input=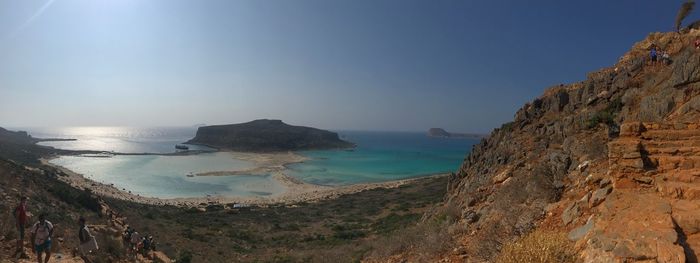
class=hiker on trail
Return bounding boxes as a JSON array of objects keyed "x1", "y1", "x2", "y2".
[
  {"x1": 129, "y1": 229, "x2": 142, "y2": 255},
  {"x1": 77, "y1": 217, "x2": 98, "y2": 263},
  {"x1": 695, "y1": 38, "x2": 700, "y2": 49},
  {"x1": 14, "y1": 196, "x2": 29, "y2": 258},
  {"x1": 142, "y1": 235, "x2": 154, "y2": 257},
  {"x1": 30, "y1": 213, "x2": 54, "y2": 263},
  {"x1": 662, "y1": 50, "x2": 672, "y2": 65},
  {"x1": 650, "y1": 46, "x2": 658, "y2": 65}
]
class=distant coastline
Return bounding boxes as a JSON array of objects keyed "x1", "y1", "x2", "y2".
[{"x1": 427, "y1": 128, "x2": 485, "y2": 139}]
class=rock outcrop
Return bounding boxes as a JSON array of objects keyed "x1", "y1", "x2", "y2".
[
  {"x1": 186, "y1": 119, "x2": 354, "y2": 152},
  {"x1": 438, "y1": 31, "x2": 700, "y2": 262}
]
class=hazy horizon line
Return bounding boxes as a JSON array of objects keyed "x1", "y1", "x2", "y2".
[{"x1": 4, "y1": 125, "x2": 488, "y2": 135}]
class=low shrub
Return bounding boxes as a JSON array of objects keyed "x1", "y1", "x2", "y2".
[
  {"x1": 372, "y1": 213, "x2": 421, "y2": 234},
  {"x1": 494, "y1": 229, "x2": 577, "y2": 263},
  {"x1": 587, "y1": 97, "x2": 623, "y2": 129},
  {"x1": 500, "y1": 122, "x2": 515, "y2": 133},
  {"x1": 366, "y1": 220, "x2": 452, "y2": 260},
  {"x1": 177, "y1": 250, "x2": 193, "y2": 263}
]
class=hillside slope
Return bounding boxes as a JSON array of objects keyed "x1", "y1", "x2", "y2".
[
  {"x1": 0, "y1": 158, "x2": 171, "y2": 262},
  {"x1": 436, "y1": 31, "x2": 700, "y2": 262}
]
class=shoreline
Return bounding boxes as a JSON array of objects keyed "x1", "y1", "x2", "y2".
[{"x1": 41, "y1": 152, "x2": 448, "y2": 208}]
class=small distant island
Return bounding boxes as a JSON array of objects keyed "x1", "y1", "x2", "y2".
[
  {"x1": 187, "y1": 119, "x2": 355, "y2": 152},
  {"x1": 427, "y1": 128, "x2": 484, "y2": 139}
]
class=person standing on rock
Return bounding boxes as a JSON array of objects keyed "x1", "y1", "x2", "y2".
[
  {"x1": 14, "y1": 196, "x2": 29, "y2": 258},
  {"x1": 77, "y1": 217, "x2": 98, "y2": 263},
  {"x1": 661, "y1": 50, "x2": 672, "y2": 65},
  {"x1": 30, "y1": 213, "x2": 54, "y2": 263},
  {"x1": 650, "y1": 46, "x2": 658, "y2": 66}
]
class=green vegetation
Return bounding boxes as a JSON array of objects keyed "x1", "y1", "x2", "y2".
[
  {"x1": 587, "y1": 97, "x2": 623, "y2": 129},
  {"x1": 177, "y1": 250, "x2": 194, "y2": 263},
  {"x1": 108, "y1": 176, "x2": 449, "y2": 262},
  {"x1": 500, "y1": 122, "x2": 515, "y2": 133},
  {"x1": 48, "y1": 184, "x2": 101, "y2": 212},
  {"x1": 372, "y1": 213, "x2": 421, "y2": 234}
]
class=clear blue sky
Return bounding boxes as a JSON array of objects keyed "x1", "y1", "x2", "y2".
[{"x1": 0, "y1": 0, "x2": 690, "y2": 132}]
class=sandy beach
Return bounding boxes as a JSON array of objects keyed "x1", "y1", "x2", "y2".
[{"x1": 41, "y1": 151, "x2": 447, "y2": 208}]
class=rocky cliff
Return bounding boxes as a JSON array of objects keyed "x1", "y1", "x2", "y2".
[
  {"x1": 439, "y1": 31, "x2": 700, "y2": 262},
  {"x1": 186, "y1": 119, "x2": 354, "y2": 152}
]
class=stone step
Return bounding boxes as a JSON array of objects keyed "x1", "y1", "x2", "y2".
[
  {"x1": 643, "y1": 146, "x2": 700, "y2": 156},
  {"x1": 643, "y1": 140, "x2": 700, "y2": 149},
  {"x1": 642, "y1": 122, "x2": 700, "y2": 131},
  {"x1": 641, "y1": 130, "x2": 700, "y2": 140},
  {"x1": 657, "y1": 181, "x2": 700, "y2": 200},
  {"x1": 608, "y1": 138, "x2": 641, "y2": 159},
  {"x1": 648, "y1": 156, "x2": 700, "y2": 170},
  {"x1": 657, "y1": 169, "x2": 700, "y2": 183},
  {"x1": 672, "y1": 200, "x2": 700, "y2": 237}
]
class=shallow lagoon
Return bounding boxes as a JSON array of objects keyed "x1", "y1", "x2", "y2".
[
  {"x1": 50, "y1": 152, "x2": 284, "y2": 199},
  {"x1": 32, "y1": 127, "x2": 477, "y2": 198}
]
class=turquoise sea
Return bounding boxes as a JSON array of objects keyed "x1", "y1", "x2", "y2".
[
  {"x1": 288, "y1": 131, "x2": 476, "y2": 185},
  {"x1": 20, "y1": 127, "x2": 477, "y2": 198}
]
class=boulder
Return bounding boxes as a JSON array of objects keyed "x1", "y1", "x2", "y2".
[
  {"x1": 590, "y1": 185, "x2": 613, "y2": 208},
  {"x1": 619, "y1": 122, "x2": 645, "y2": 137},
  {"x1": 568, "y1": 215, "x2": 594, "y2": 241},
  {"x1": 671, "y1": 49, "x2": 700, "y2": 87},
  {"x1": 562, "y1": 202, "x2": 582, "y2": 225}
]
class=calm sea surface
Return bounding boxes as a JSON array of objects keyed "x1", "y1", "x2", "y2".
[
  {"x1": 19, "y1": 127, "x2": 477, "y2": 198},
  {"x1": 288, "y1": 131, "x2": 477, "y2": 186}
]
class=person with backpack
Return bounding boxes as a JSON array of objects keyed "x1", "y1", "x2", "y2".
[
  {"x1": 130, "y1": 230, "x2": 142, "y2": 255},
  {"x1": 77, "y1": 217, "x2": 98, "y2": 263},
  {"x1": 30, "y1": 213, "x2": 54, "y2": 263},
  {"x1": 14, "y1": 196, "x2": 29, "y2": 258}
]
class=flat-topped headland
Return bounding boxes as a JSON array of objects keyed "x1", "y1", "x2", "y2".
[
  {"x1": 427, "y1": 127, "x2": 485, "y2": 139},
  {"x1": 186, "y1": 119, "x2": 355, "y2": 152}
]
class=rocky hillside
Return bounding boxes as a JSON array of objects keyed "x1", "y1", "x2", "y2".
[
  {"x1": 0, "y1": 159, "x2": 171, "y2": 263},
  {"x1": 436, "y1": 31, "x2": 700, "y2": 262},
  {"x1": 187, "y1": 119, "x2": 354, "y2": 152}
]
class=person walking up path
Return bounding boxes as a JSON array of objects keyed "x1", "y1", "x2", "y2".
[
  {"x1": 30, "y1": 214, "x2": 54, "y2": 263},
  {"x1": 14, "y1": 196, "x2": 29, "y2": 258},
  {"x1": 77, "y1": 217, "x2": 98, "y2": 263}
]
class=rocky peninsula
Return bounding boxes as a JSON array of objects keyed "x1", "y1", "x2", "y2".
[
  {"x1": 427, "y1": 128, "x2": 484, "y2": 139},
  {"x1": 186, "y1": 119, "x2": 354, "y2": 152}
]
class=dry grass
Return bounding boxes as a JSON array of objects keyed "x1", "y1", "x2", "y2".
[
  {"x1": 365, "y1": 220, "x2": 452, "y2": 261},
  {"x1": 494, "y1": 229, "x2": 577, "y2": 263},
  {"x1": 365, "y1": 202, "x2": 470, "y2": 262}
]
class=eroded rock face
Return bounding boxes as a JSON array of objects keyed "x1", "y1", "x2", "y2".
[{"x1": 442, "y1": 31, "x2": 700, "y2": 262}]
